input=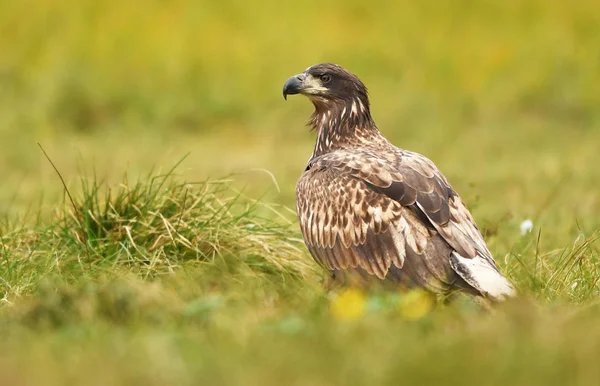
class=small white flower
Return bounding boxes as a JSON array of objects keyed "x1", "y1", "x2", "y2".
[
  {"x1": 571, "y1": 281, "x2": 579, "y2": 290},
  {"x1": 520, "y1": 219, "x2": 533, "y2": 235}
]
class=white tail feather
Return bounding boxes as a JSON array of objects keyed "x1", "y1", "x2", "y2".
[{"x1": 450, "y1": 252, "x2": 516, "y2": 301}]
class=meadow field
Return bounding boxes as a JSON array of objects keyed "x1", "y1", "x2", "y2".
[{"x1": 1, "y1": 0, "x2": 600, "y2": 384}]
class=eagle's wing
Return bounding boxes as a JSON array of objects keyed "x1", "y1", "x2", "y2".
[
  {"x1": 296, "y1": 150, "x2": 515, "y2": 300},
  {"x1": 391, "y1": 151, "x2": 515, "y2": 299}
]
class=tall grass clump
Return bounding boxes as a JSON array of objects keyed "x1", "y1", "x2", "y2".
[{"x1": 0, "y1": 163, "x2": 316, "y2": 301}]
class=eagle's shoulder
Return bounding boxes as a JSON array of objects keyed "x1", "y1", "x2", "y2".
[
  {"x1": 299, "y1": 147, "x2": 456, "y2": 225},
  {"x1": 295, "y1": 153, "x2": 431, "y2": 279},
  {"x1": 296, "y1": 146, "x2": 494, "y2": 262}
]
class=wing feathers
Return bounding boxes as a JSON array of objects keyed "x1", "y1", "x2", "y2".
[
  {"x1": 388, "y1": 223, "x2": 406, "y2": 268},
  {"x1": 297, "y1": 149, "x2": 514, "y2": 300}
]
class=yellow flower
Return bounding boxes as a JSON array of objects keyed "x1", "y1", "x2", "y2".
[
  {"x1": 398, "y1": 289, "x2": 436, "y2": 321},
  {"x1": 330, "y1": 288, "x2": 367, "y2": 321}
]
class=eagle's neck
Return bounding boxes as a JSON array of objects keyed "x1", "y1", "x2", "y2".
[{"x1": 309, "y1": 96, "x2": 380, "y2": 157}]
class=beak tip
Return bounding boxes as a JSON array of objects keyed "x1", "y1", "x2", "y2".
[{"x1": 282, "y1": 74, "x2": 304, "y2": 101}]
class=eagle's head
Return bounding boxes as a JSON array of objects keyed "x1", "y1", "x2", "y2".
[{"x1": 283, "y1": 63, "x2": 369, "y2": 108}]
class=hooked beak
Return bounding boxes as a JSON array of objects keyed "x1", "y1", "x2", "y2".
[{"x1": 283, "y1": 73, "x2": 306, "y2": 100}]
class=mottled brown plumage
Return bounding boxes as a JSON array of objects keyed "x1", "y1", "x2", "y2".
[{"x1": 283, "y1": 63, "x2": 515, "y2": 301}]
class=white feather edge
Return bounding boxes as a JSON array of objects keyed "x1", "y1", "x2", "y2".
[
  {"x1": 413, "y1": 202, "x2": 515, "y2": 300},
  {"x1": 450, "y1": 252, "x2": 516, "y2": 301}
]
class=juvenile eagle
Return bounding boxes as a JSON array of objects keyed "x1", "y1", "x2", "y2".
[{"x1": 283, "y1": 63, "x2": 515, "y2": 301}]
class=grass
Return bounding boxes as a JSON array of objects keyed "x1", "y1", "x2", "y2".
[
  {"x1": 1, "y1": 166, "x2": 599, "y2": 385},
  {"x1": 0, "y1": 161, "x2": 314, "y2": 297},
  {"x1": 1, "y1": 0, "x2": 600, "y2": 384}
]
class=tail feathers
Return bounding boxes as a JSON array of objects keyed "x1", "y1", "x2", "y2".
[{"x1": 449, "y1": 252, "x2": 516, "y2": 301}]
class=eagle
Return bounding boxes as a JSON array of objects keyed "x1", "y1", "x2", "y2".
[{"x1": 283, "y1": 63, "x2": 515, "y2": 301}]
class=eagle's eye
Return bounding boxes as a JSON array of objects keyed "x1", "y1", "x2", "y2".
[{"x1": 320, "y1": 74, "x2": 331, "y2": 83}]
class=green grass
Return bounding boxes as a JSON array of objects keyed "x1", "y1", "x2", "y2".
[
  {"x1": 1, "y1": 0, "x2": 600, "y2": 384},
  {"x1": 1, "y1": 167, "x2": 599, "y2": 386}
]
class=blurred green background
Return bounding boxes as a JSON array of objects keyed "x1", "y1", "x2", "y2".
[
  {"x1": 1, "y1": 0, "x2": 600, "y2": 384},
  {"x1": 2, "y1": 0, "x2": 599, "y2": 228}
]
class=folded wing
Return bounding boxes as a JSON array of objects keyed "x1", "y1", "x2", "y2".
[{"x1": 296, "y1": 150, "x2": 515, "y2": 300}]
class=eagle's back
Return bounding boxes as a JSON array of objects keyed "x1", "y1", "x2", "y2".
[{"x1": 296, "y1": 145, "x2": 515, "y2": 301}]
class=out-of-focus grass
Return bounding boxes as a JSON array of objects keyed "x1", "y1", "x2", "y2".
[
  {"x1": 1, "y1": 0, "x2": 600, "y2": 384},
  {"x1": 0, "y1": 168, "x2": 598, "y2": 386},
  {"x1": 2, "y1": 0, "x2": 600, "y2": 214}
]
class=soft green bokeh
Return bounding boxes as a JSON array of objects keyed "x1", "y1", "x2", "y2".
[{"x1": 1, "y1": 0, "x2": 600, "y2": 384}]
